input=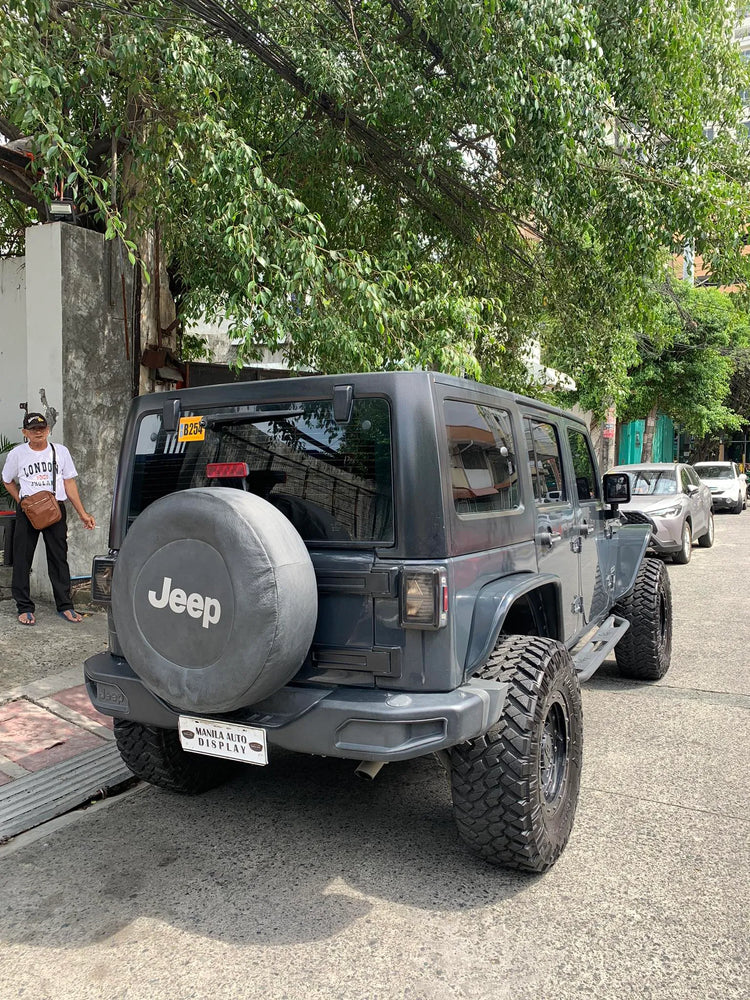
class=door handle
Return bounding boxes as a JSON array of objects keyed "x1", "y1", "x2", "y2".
[{"x1": 536, "y1": 529, "x2": 559, "y2": 547}]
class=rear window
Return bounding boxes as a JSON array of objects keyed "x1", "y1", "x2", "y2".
[
  {"x1": 127, "y1": 397, "x2": 393, "y2": 543},
  {"x1": 444, "y1": 400, "x2": 520, "y2": 515}
]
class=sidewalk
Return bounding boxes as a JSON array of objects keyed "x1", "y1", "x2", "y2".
[{"x1": 0, "y1": 594, "x2": 133, "y2": 841}]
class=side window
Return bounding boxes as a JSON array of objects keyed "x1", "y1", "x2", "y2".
[
  {"x1": 687, "y1": 466, "x2": 700, "y2": 487},
  {"x1": 680, "y1": 468, "x2": 691, "y2": 492},
  {"x1": 444, "y1": 400, "x2": 520, "y2": 514},
  {"x1": 567, "y1": 429, "x2": 601, "y2": 501},
  {"x1": 525, "y1": 419, "x2": 566, "y2": 503}
]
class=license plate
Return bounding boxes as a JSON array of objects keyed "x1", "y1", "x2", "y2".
[{"x1": 178, "y1": 715, "x2": 268, "y2": 765}]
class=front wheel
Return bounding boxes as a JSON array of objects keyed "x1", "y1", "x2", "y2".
[
  {"x1": 733, "y1": 494, "x2": 743, "y2": 514},
  {"x1": 672, "y1": 521, "x2": 692, "y2": 564},
  {"x1": 613, "y1": 557, "x2": 672, "y2": 680},
  {"x1": 698, "y1": 511, "x2": 714, "y2": 548},
  {"x1": 448, "y1": 636, "x2": 583, "y2": 873},
  {"x1": 114, "y1": 719, "x2": 236, "y2": 794}
]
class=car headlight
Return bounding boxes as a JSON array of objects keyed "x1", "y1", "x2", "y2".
[{"x1": 650, "y1": 504, "x2": 682, "y2": 517}]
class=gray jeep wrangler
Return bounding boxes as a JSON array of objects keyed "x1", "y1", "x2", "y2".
[{"x1": 85, "y1": 371, "x2": 672, "y2": 872}]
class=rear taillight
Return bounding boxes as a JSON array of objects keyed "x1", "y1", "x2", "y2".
[
  {"x1": 399, "y1": 568, "x2": 448, "y2": 629},
  {"x1": 91, "y1": 555, "x2": 117, "y2": 604}
]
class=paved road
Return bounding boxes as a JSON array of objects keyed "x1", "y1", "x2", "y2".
[{"x1": 0, "y1": 514, "x2": 747, "y2": 1000}]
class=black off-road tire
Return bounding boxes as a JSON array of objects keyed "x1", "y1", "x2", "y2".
[
  {"x1": 114, "y1": 719, "x2": 235, "y2": 794},
  {"x1": 697, "y1": 511, "x2": 714, "y2": 548},
  {"x1": 448, "y1": 636, "x2": 583, "y2": 873},
  {"x1": 612, "y1": 557, "x2": 672, "y2": 681},
  {"x1": 672, "y1": 520, "x2": 692, "y2": 564}
]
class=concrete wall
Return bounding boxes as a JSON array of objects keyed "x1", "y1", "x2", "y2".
[
  {"x1": 0, "y1": 257, "x2": 27, "y2": 444},
  {"x1": 0, "y1": 224, "x2": 134, "y2": 598}
]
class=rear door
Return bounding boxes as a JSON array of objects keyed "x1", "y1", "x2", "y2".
[{"x1": 524, "y1": 417, "x2": 581, "y2": 639}]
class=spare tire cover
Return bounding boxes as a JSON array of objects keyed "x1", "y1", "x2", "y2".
[{"x1": 111, "y1": 488, "x2": 318, "y2": 713}]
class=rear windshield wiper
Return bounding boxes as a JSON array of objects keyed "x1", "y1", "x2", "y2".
[{"x1": 204, "y1": 409, "x2": 305, "y2": 427}]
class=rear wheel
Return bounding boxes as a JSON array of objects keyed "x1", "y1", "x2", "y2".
[
  {"x1": 114, "y1": 719, "x2": 236, "y2": 794},
  {"x1": 672, "y1": 521, "x2": 692, "y2": 564},
  {"x1": 613, "y1": 557, "x2": 672, "y2": 680},
  {"x1": 448, "y1": 636, "x2": 583, "y2": 873},
  {"x1": 698, "y1": 511, "x2": 714, "y2": 548}
]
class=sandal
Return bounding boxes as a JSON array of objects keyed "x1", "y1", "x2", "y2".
[
  {"x1": 18, "y1": 612, "x2": 36, "y2": 626},
  {"x1": 58, "y1": 610, "x2": 84, "y2": 623}
]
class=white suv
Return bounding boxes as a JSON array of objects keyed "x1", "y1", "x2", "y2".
[{"x1": 693, "y1": 461, "x2": 747, "y2": 514}]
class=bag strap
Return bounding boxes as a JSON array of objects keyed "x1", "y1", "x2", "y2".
[{"x1": 50, "y1": 443, "x2": 57, "y2": 496}]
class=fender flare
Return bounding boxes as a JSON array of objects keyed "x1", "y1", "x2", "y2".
[
  {"x1": 611, "y1": 523, "x2": 651, "y2": 602},
  {"x1": 464, "y1": 573, "x2": 563, "y2": 677}
]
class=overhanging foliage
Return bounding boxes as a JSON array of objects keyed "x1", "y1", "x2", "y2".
[{"x1": 1, "y1": 0, "x2": 750, "y2": 394}]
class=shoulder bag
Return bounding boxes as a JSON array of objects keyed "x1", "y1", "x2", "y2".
[{"x1": 20, "y1": 444, "x2": 63, "y2": 530}]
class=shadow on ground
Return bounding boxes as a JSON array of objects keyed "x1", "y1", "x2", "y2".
[{"x1": 0, "y1": 750, "x2": 531, "y2": 949}]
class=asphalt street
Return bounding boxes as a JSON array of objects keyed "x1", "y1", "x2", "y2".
[{"x1": 0, "y1": 512, "x2": 747, "y2": 1000}]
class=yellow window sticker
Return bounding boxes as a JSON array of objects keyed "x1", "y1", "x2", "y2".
[{"x1": 178, "y1": 416, "x2": 206, "y2": 442}]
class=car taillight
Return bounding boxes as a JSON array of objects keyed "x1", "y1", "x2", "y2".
[
  {"x1": 399, "y1": 568, "x2": 448, "y2": 629},
  {"x1": 91, "y1": 555, "x2": 117, "y2": 604}
]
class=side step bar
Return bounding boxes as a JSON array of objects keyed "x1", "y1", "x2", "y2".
[{"x1": 572, "y1": 614, "x2": 630, "y2": 683}]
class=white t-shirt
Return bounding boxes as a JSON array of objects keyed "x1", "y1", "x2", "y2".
[{"x1": 2, "y1": 442, "x2": 77, "y2": 501}]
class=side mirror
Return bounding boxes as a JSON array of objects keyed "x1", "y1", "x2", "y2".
[
  {"x1": 603, "y1": 472, "x2": 631, "y2": 507},
  {"x1": 686, "y1": 484, "x2": 699, "y2": 497}
]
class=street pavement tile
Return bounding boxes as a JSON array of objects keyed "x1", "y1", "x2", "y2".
[
  {"x1": 49, "y1": 684, "x2": 113, "y2": 729},
  {"x1": 0, "y1": 770, "x2": 11, "y2": 787},
  {"x1": 0, "y1": 698, "x2": 102, "y2": 772}
]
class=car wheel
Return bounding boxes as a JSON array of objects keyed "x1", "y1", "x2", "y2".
[
  {"x1": 672, "y1": 520, "x2": 692, "y2": 564},
  {"x1": 613, "y1": 557, "x2": 672, "y2": 681},
  {"x1": 448, "y1": 635, "x2": 583, "y2": 873},
  {"x1": 734, "y1": 494, "x2": 744, "y2": 514},
  {"x1": 698, "y1": 511, "x2": 714, "y2": 548},
  {"x1": 114, "y1": 720, "x2": 236, "y2": 794}
]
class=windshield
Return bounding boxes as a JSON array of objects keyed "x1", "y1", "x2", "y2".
[
  {"x1": 695, "y1": 465, "x2": 733, "y2": 480},
  {"x1": 626, "y1": 470, "x2": 677, "y2": 495},
  {"x1": 127, "y1": 397, "x2": 393, "y2": 543}
]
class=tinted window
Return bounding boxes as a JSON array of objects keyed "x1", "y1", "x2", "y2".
[
  {"x1": 444, "y1": 400, "x2": 520, "y2": 514},
  {"x1": 525, "y1": 420, "x2": 566, "y2": 503},
  {"x1": 128, "y1": 398, "x2": 394, "y2": 543},
  {"x1": 567, "y1": 429, "x2": 600, "y2": 501},
  {"x1": 680, "y1": 468, "x2": 691, "y2": 491}
]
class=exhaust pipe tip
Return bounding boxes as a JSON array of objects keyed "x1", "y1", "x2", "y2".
[{"x1": 354, "y1": 760, "x2": 385, "y2": 780}]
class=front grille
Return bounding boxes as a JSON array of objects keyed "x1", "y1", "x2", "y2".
[{"x1": 620, "y1": 510, "x2": 656, "y2": 534}]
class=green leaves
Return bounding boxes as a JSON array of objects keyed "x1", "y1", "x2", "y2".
[{"x1": 1, "y1": 0, "x2": 749, "y2": 395}]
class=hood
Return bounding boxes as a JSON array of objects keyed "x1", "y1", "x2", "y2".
[{"x1": 618, "y1": 493, "x2": 684, "y2": 513}]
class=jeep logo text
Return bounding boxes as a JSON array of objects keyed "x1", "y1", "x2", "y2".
[{"x1": 147, "y1": 576, "x2": 221, "y2": 629}]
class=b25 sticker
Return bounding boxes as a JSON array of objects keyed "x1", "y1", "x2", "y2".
[{"x1": 178, "y1": 416, "x2": 206, "y2": 442}]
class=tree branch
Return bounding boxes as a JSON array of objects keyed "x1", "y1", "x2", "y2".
[{"x1": 0, "y1": 167, "x2": 41, "y2": 211}]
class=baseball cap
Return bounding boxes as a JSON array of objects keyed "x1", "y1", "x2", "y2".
[{"x1": 23, "y1": 412, "x2": 48, "y2": 430}]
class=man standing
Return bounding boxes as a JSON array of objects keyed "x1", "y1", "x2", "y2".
[{"x1": 2, "y1": 412, "x2": 95, "y2": 625}]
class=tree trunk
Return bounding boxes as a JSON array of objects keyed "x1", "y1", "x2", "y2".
[{"x1": 641, "y1": 405, "x2": 659, "y2": 462}]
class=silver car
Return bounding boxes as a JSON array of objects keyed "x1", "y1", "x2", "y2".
[
  {"x1": 693, "y1": 461, "x2": 747, "y2": 514},
  {"x1": 608, "y1": 463, "x2": 714, "y2": 564}
]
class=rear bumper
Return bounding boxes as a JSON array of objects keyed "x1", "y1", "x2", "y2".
[{"x1": 84, "y1": 653, "x2": 508, "y2": 762}]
